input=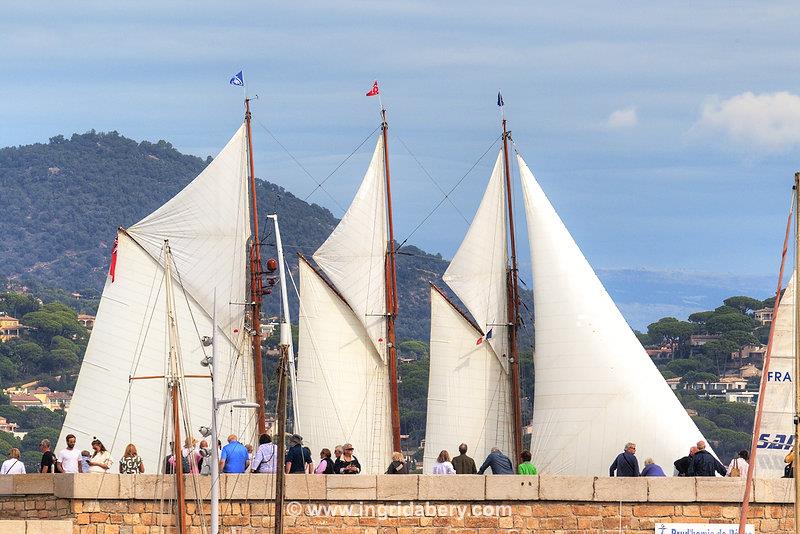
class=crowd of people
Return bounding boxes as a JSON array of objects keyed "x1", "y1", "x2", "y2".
[
  {"x1": 0, "y1": 434, "x2": 761, "y2": 479},
  {"x1": 608, "y1": 440, "x2": 749, "y2": 478}
]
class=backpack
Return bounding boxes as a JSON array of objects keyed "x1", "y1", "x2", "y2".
[
  {"x1": 181, "y1": 451, "x2": 191, "y2": 473},
  {"x1": 729, "y1": 459, "x2": 740, "y2": 477}
]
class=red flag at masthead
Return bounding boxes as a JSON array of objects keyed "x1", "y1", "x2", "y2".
[
  {"x1": 366, "y1": 81, "x2": 379, "y2": 97},
  {"x1": 109, "y1": 236, "x2": 119, "y2": 282}
]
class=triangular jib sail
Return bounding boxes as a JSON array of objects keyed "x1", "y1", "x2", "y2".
[
  {"x1": 59, "y1": 126, "x2": 256, "y2": 472},
  {"x1": 519, "y1": 153, "x2": 709, "y2": 475},
  {"x1": 755, "y1": 273, "x2": 796, "y2": 477}
]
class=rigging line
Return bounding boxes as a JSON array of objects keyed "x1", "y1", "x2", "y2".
[
  {"x1": 303, "y1": 125, "x2": 381, "y2": 203},
  {"x1": 396, "y1": 134, "x2": 502, "y2": 251},
  {"x1": 395, "y1": 135, "x2": 470, "y2": 225},
  {"x1": 253, "y1": 118, "x2": 347, "y2": 215}
]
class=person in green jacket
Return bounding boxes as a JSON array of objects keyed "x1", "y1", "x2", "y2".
[{"x1": 518, "y1": 450, "x2": 538, "y2": 475}]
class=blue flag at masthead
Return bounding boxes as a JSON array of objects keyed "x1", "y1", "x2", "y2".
[{"x1": 229, "y1": 71, "x2": 244, "y2": 87}]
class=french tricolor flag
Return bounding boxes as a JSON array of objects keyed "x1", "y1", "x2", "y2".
[{"x1": 476, "y1": 328, "x2": 493, "y2": 346}]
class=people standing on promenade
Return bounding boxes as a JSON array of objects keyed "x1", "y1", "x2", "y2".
[
  {"x1": 285, "y1": 434, "x2": 313, "y2": 474},
  {"x1": 335, "y1": 443, "x2": 361, "y2": 474},
  {"x1": 316, "y1": 449, "x2": 336, "y2": 474},
  {"x1": 220, "y1": 434, "x2": 249, "y2": 474},
  {"x1": 385, "y1": 452, "x2": 407, "y2": 474},
  {"x1": 119, "y1": 444, "x2": 144, "y2": 474},
  {"x1": 88, "y1": 439, "x2": 112, "y2": 473},
  {"x1": 199, "y1": 440, "x2": 213, "y2": 475},
  {"x1": 477, "y1": 448, "x2": 514, "y2": 475},
  {"x1": 452, "y1": 443, "x2": 477, "y2": 474},
  {"x1": 333, "y1": 445, "x2": 343, "y2": 466},
  {"x1": 432, "y1": 450, "x2": 456, "y2": 474},
  {"x1": 609, "y1": 442, "x2": 640, "y2": 477},
  {"x1": 39, "y1": 439, "x2": 54, "y2": 473},
  {"x1": 252, "y1": 434, "x2": 277, "y2": 474},
  {"x1": 517, "y1": 450, "x2": 538, "y2": 475},
  {"x1": 688, "y1": 440, "x2": 726, "y2": 477},
  {"x1": 1, "y1": 448, "x2": 25, "y2": 474},
  {"x1": 56, "y1": 434, "x2": 82, "y2": 473},
  {"x1": 641, "y1": 458, "x2": 665, "y2": 477},
  {"x1": 674, "y1": 446, "x2": 698, "y2": 476},
  {"x1": 302, "y1": 446, "x2": 314, "y2": 473},
  {"x1": 726, "y1": 450, "x2": 749, "y2": 478},
  {"x1": 170, "y1": 437, "x2": 201, "y2": 474}
]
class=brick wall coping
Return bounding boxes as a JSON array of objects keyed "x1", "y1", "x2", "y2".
[{"x1": 0, "y1": 474, "x2": 795, "y2": 504}]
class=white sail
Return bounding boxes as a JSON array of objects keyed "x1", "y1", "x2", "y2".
[
  {"x1": 442, "y1": 151, "x2": 509, "y2": 366},
  {"x1": 295, "y1": 258, "x2": 392, "y2": 475},
  {"x1": 423, "y1": 287, "x2": 514, "y2": 473},
  {"x1": 755, "y1": 274, "x2": 795, "y2": 477},
  {"x1": 519, "y1": 153, "x2": 708, "y2": 475},
  {"x1": 59, "y1": 127, "x2": 255, "y2": 471},
  {"x1": 313, "y1": 137, "x2": 388, "y2": 361}
]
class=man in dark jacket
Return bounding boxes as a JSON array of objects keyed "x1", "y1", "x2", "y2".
[
  {"x1": 688, "y1": 441, "x2": 726, "y2": 477},
  {"x1": 674, "y1": 446, "x2": 698, "y2": 476},
  {"x1": 609, "y1": 442, "x2": 640, "y2": 477},
  {"x1": 478, "y1": 447, "x2": 514, "y2": 474},
  {"x1": 452, "y1": 443, "x2": 477, "y2": 474}
]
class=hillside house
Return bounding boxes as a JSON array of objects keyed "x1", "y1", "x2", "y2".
[
  {"x1": 754, "y1": 307, "x2": 774, "y2": 326},
  {"x1": 77, "y1": 314, "x2": 95, "y2": 330},
  {"x1": 726, "y1": 391, "x2": 758, "y2": 405},
  {"x1": 8, "y1": 393, "x2": 43, "y2": 410},
  {"x1": 646, "y1": 343, "x2": 676, "y2": 361},
  {"x1": 690, "y1": 334, "x2": 722, "y2": 346},
  {"x1": 0, "y1": 416, "x2": 18, "y2": 433},
  {"x1": 29, "y1": 386, "x2": 72, "y2": 411},
  {"x1": 731, "y1": 344, "x2": 766, "y2": 363},
  {"x1": 0, "y1": 314, "x2": 21, "y2": 342}
]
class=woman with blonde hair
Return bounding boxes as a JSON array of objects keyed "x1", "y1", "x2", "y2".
[
  {"x1": 432, "y1": 450, "x2": 455, "y2": 474},
  {"x1": 386, "y1": 451, "x2": 408, "y2": 474},
  {"x1": 119, "y1": 443, "x2": 144, "y2": 474},
  {"x1": 1, "y1": 448, "x2": 25, "y2": 474}
]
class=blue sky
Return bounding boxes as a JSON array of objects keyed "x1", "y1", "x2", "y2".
[{"x1": 2, "y1": 2, "x2": 799, "y2": 327}]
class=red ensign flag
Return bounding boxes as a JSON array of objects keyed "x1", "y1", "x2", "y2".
[
  {"x1": 109, "y1": 236, "x2": 119, "y2": 282},
  {"x1": 366, "y1": 81, "x2": 379, "y2": 97}
]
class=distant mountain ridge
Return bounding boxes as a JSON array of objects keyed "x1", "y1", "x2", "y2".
[{"x1": 0, "y1": 130, "x2": 457, "y2": 341}]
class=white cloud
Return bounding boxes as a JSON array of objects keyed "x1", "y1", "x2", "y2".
[
  {"x1": 693, "y1": 91, "x2": 800, "y2": 151},
  {"x1": 607, "y1": 106, "x2": 638, "y2": 128}
]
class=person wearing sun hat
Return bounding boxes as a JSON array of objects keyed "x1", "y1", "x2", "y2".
[{"x1": 285, "y1": 434, "x2": 312, "y2": 474}]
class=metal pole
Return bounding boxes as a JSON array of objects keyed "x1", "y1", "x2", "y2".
[
  {"x1": 210, "y1": 300, "x2": 220, "y2": 534},
  {"x1": 794, "y1": 172, "x2": 800, "y2": 534},
  {"x1": 269, "y1": 214, "x2": 299, "y2": 432},
  {"x1": 274, "y1": 325, "x2": 290, "y2": 534}
]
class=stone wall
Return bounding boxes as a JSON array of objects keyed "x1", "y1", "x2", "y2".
[{"x1": 0, "y1": 474, "x2": 795, "y2": 533}]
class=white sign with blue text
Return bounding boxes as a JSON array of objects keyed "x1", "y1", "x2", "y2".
[{"x1": 655, "y1": 524, "x2": 754, "y2": 534}]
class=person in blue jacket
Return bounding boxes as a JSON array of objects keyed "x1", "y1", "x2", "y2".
[{"x1": 609, "y1": 442, "x2": 640, "y2": 477}]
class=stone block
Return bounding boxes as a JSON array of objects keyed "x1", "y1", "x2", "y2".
[
  {"x1": 593, "y1": 477, "x2": 647, "y2": 502},
  {"x1": 12, "y1": 474, "x2": 54, "y2": 495},
  {"x1": 376, "y1": 475, "x2": 419, "y2": 500},
  {"x1": 54, "y1": 473, "x2": 124, "y2": 499},
  {"x1": 222, "y1": 474, "x2": 275, "y2": 500},
  {"x1": 418, "y1": 475, "x2": 485, "y2": 501},
  {"x1": 485, "y1": 475, "x2": 539, "y2": 500},
  {"x1": 132, "y1": 474, "x2": 175, "y2": 500},
  {"x1": 285, "y1": 474, "x2": 326, "y2": 500},
  {"x1": 754, "y1": 478, "x2": 794, "y2": 503},
  {"x1": 647, "y1": 477, "x2": 696, "y2": 502},
  {"x1": 0, "y1": 474, "x2": 14, "y2": 495},
  {"x1": 0, "y1": 520, "x2": 25, "y2": 534},
  {"x1": 326, "y1": 474, "x2": 377, "y2": 500},
  {"x1": 695, "y1": 477, "x2": 749, "y2": 502},
  {"x1": 25, "y1": 519, "x2": 74, "y2": 534},
  {"x1": 184, "y1": 475, "x2": 213, "y2": 500},
  {"x1": 538, "y1": 475, "x2": 594, "y2": 501}
]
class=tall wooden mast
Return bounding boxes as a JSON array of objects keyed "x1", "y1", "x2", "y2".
[
  {"x1": 501, "y1": 117, "x2": 524, "y2": 464},
  {"x1": 382, "y1": 108, "x2": 402, "y2": 452},
  {"x1": 244, "y1": 98, "x2": 267, "y2": 434},
  {"x1": 164, "y1": 241, "x2": 188, "y2": 534}
]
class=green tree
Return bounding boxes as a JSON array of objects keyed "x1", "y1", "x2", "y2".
[
  {"x1": 398, "y1": 340, "x2": 428, "y2": 359},
  {"x1": 706, "y1": 313, "x2": 757, "y2": 334},
  {"x1": 688, "y1": 311, "x2": 714, "y2": 324},
  {"x1": 723, "y1": 296, "x2": 764, "y2": 313},
  {"x1": 647, "y1": 317, "x2": 696, "y2": 357},
  {"x1": 0, "y1": 293, "x2": 40, "y2": 317}
]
